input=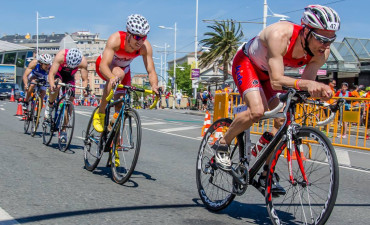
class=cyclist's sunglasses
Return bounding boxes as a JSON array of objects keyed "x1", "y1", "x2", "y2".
[
  {"x1": 130, "y1": 33, "x2": 147, "y2": 41},
  {"x1": 311, "y1": 31, "x2": 336, "y2": 45}
]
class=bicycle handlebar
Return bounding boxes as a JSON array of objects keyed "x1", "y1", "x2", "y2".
[
  {"x1": 57, "y1": 82, "x2": 86, "y2": 90},
  {"x1": 263, "y1": 88, "x2": 344, "y2": 126},
  {"x1": 106, "y1": 84, "x2": 162, "y2": 109}
]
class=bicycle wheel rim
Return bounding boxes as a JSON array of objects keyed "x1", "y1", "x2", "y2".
[
  {"x1": 30, "y1": 100, "x2": 38, "y2": 137},
  {"x1": 111, "y1": 109, "x2": 141, "y2": 184},
  {"x1": 23, "y1": 104, "x2": 31, "y2": 133},
  {"x1": 42, "y1": 106, "x2": 54, "y2": 145},
  {"x1": 266, "y1": 127, "x2": 339, "y2": 225},
  {"x1": 34, "y1": 97, "x2": 42, "y2": 134},
  {"x1": 84, "y1": 106, "x2": 102, "y2": 171},
  {"x1": 58, "y1": 103, "x2": 75, "y2": 151},
  {"x1": 196, "y1": 118, "x2": 240, "y2": 211}
]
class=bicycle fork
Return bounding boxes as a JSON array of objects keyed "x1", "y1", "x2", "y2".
[{"x1": 286, "y1": 125, "x2": 309, "y2": 187}]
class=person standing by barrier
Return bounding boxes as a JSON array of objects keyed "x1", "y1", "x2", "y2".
[
  {"x1": 335, "y1": 82, "x2": 352, "y2": 138},
  {"x1": 165, "y1": 90, "x2": 171, "y2": 108},
  {"x1": 212, "y1": 5, "x2": 340, "y2": 194},
  {"x1": 175, "y1": 90, "x2": 182, "y2": 109}
]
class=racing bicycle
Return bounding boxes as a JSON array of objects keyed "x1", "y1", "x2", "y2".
[
  {"x1": 83, "y1": 83, "x2": 161, "y2": 184},
  {"x1": 196, "y1": 88, "x2": 344, "y2": 225},
  {"x1": 42, "y1": 82, "x2": 87, "y2": 151},
  {"x1": 23, "y1": 78, "x2": 48, "y2": 137}
]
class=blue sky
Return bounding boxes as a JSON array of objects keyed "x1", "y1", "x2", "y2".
[{"x1": 1, "y1": 0, "x2": 369, "y2": 74}]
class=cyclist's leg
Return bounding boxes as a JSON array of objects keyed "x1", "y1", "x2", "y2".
[{"x1": 25, "y1": 76, "x2": 36, "y2": 103}]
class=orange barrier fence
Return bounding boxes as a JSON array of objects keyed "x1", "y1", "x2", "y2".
[{"x1": 213, "y1": 92, "x2": 370, "y2": 151}]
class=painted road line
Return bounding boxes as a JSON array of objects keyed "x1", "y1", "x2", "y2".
[
  {"x1": 159, "y1": 126, "x2": 201, "y2": 133},
  {"x1": 335, "y1": 149, "x2": 351, "y2": 166},
  {"x1": 75, "y1": 110, "x2": 92, "y2": 117},
  {"x1": 141, "y1": 121, "x2": 167, "y2": 126},
  {"x1": 0, "y1": 207, "x2": 19, "y2": 224},
  {"x1": 0, "y1": 108, "x2": 4, "y2": 111}
]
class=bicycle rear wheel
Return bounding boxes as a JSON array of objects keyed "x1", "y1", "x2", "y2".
[
  {"x1": 42, "y1": 106, "x2": 55, "y2": 145},
  {"x1": 84, "y1": 107, "x2": 102, "y2": 171},
  {"x1": 111, "y1": 109, "x2": 141, "y2": 184},
  {"x1": 196, "y1": 118, "x2": 247, "y2": 211},
  {"x1": 23, "y1": 103, "x2": 32, "y2": 134},
  {"x1": 58, "y1": 103, "x2": 75, "y2": 151},
  {"x1": 30, "y1": 96, "x2": 42, "y2": 137},
  {"x1": 266, "y1": 127, "x2": 339, "y2": 225}
]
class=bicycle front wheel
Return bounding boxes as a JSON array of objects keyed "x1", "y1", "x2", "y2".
[
  {"x1": 196, "y1": 118, "x2": 246, "y2": 211},
  {"x1": 266, "y1": 127, "x2": 339, "y2": 225},
  {"x1": 58, "y1": 103, "x2": 75, "y2": 151},
  {"x1": 84, "y1": 107, "x2": 102, "y2": 171},
  {"x1": 111, "y1": 109, "x2": 141, "y2": 184},
  {"x1": 23, "y1": 103, "x2": 32, "y2": 134},
  {"x1": 30, "y1": 96, "x2": 42, "y2": 137},
  {"x1": 42, "y1": 106, "x2": 55, "y2": 145}
]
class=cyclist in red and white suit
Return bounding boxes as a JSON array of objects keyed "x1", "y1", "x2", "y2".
[
  {"x1": 212, "y1": 5, "x2": 340, "y2": 193},
  {"x1": 93, "y1": 14, "x2": 159, "y2": 132}
]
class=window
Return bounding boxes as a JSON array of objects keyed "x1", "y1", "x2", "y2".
[
  {"x1": 0, "y1": 54, "x2": 3, "y2": 64},
  {"x1": 3, "y1": 52, "x2": 16, "y2": 64},
  {"x1": 95, "y1": 88, "x2": 99, "y2": 93},
  {"x1": 16, "y1": 52, "x2": 27, "y2": 67},
  {"x1": 94, "y1": 79, "x2": 99, "y2": 84}
]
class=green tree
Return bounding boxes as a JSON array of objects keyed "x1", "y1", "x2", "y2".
[
  {"x1": 168, "y1": 62, "x2": 193, "y2": 96},
  {"x1": 199, "y1": 20, "x2": 243, "y2": 82}
]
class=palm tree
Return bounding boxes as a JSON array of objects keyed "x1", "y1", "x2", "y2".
[{"x1": 199, "y1": 20, "x2": 243, "y2": 82}]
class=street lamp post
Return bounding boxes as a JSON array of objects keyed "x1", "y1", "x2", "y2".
[
  {"x1": 36, "y1": 11, "x2": 55, "y2": 56},
  {"x1": 153, "y1": 43, "x2": 169, "y2": 89},
  {"x1": 194, "y1": 0, "x2": 199, "y2": 99},
  {"x1": 159, "y1": 23, "x2": 177, "y2": 109},
  {"x1": 263, "y1": 0, "x2": 289, "y2": 29}
]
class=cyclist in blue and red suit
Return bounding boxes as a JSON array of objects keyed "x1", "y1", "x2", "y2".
[
  {"x1": 47, "y1": 48, "x2": 89, "y2": 141},
  {"x1": 212, "y1": 5, "x2": 341, "y2": 194},
  {"x1": 92, "y1": 14, "x2": 159, "y2": 132},
  {"x1": 22, "y1": 54, "x2": 53, "y2": 111}
]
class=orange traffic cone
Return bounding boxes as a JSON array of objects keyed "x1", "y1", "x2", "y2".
[
  {"x1": 94, "y1": 100, "x2": 98, "y2": 107},
  {"x1": 211, "y1": 126, "x2": 223, "y2": 145},
  {"x1": 292, "y1": 144, "x2": 307, "y2": 161},
  {"x1": 88, "y1": 101, "x2": 91, "y2": 106},
  {"x1": 9, "y1": 89, "x2": 15, "y2": 102},
  {"x1": 201, "y1": 111, "x2": 212, "y2": 137},
  {"x1": 15, "y1": 102, "x2": 23, "y2": 116}
]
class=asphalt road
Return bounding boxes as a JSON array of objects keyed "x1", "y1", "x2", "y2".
[{"x1": 0, "y1": 101, "x2": 369, "y2": 224}]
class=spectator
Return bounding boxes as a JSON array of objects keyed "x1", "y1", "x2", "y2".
[
  {"x1": 196, "y1": 91, "x2": 202, "y2": 110},
  {"x1": 335, "y1": 82, "x2": 352, "y2": 138},
  {"x1": 175, "y1": 90, "x2": 182, "y2": 109},
  {"x1": 165, "y1": 91, "x2": 171, "y2": 108},
  {"x1": 201, "y1": 88, "x2": 210, "y2": 111}
]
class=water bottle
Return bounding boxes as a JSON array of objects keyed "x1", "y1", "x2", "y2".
[{"x1": 252, "y1": 131, "x2": 273, "y2": 157}]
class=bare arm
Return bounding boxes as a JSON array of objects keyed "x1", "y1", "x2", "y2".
[
  {"x1": 48, "y1": 50, "x2": 65, "y2": 90},
  {"x1": 22, "y1": 59, "x2": 37, "y2": 89},
  {"x1": 141, "y1": 40, "x2": 159, "y2": 94},
  {"x1": 99, "y1": 32, "x2": 121, "y2": 80},
  {"x1": 79, "y1": 57, "x2": 89, "y2": 96}
]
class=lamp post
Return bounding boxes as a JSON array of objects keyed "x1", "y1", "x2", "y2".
[
  {"x1": 193, "y1": 0, "x2": 199, "y2": 99},
  {"x1": 263, "y1": 0, "x2": 289, "y2": 29},
  {"x1": 159, "y1": 23, "x2": 177, "y2": 109},
  {"x1": 153, "y1": 43, "x2": 170, "y2": 88},
  {"x1": 36, "y1": 11, "x2": 55, "y2": 56}
]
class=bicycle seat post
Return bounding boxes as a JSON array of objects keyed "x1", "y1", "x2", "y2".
[{"x1": 244, "y1": 128, "x2": 253, "y2": 163}]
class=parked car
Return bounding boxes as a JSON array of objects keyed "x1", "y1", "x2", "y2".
[{"x1": 0, "y1": 83, "x2": 21, "y2": 101}]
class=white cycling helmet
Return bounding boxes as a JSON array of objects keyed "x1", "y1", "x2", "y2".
[
  {"x1": 38, "y1": 54, "x2": 53, "y2": 65},
  {"x1": 126, "y1": 14, "x2": 150, "y2": 36},
  {"x1": 66, "y1": 48, "x2": 82, "y2": 68},
  {"x1": 301, "y1": 5, "x2": 340, "y2": 31}
]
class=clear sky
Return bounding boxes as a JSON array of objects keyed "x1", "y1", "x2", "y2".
[{"x1": 1, "y1": 0, "x2": 369, "y2": 74}]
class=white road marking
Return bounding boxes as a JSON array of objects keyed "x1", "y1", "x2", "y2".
[
  {"x1": 0, "y1": 207, "x2": 19, "y2": 224},
  {"x1": 159, "y1": 126, "x2": 201, "y2": 132},
  {"x1": 75, "y1": 110, "x2": 92, "y2": 117},
  {"x1": 0, "y1": 108, "x2": 4, "y2": 111},
  {"x1": 141, "y1": 122, "x2": 166, "y2": 126},
  {"x1": 335, "y1": 149, "x2": 351, "y2": 166}
]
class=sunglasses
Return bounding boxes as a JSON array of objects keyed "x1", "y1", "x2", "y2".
[
  {"x1": 311, "y1": 31, "x2": 336, "y2": 45},
  {"x1": 130, "y1": 33, "x2": 147, "y2": 41}
]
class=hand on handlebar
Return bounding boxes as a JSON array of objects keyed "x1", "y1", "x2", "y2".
[
  {"x1": 307, "y1": 81, "x2": 332, "y2": 101},
  {"x1": 151, "y1": 84, "x2": 160, "y2": 95}
]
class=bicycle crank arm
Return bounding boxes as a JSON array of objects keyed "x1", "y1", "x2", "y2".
[{"x1": 229, "y1": 167, "x2": 248, "y2": 186}]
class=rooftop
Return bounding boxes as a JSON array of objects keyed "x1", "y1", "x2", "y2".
[{"x1": 0, "y1": 40, "x2": 32, "y2": 52}]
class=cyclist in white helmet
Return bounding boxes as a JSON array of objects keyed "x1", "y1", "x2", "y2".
[
  {"x1": 22, "y1": 54, "x2": 53, "y2": 112},
  {"x1": 212, "y1": 5, "x2": 340, "y2": 195},
  {"x1": 46, "y1": 48, "x2": 89, "y2": 139},
  {"x1": 93, "y1": 14, "x2": 159, "y2": 132}
]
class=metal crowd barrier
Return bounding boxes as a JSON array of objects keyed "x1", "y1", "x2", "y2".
[{"x1": 213, "y1": 92, "x2": 370, "y2": 151}]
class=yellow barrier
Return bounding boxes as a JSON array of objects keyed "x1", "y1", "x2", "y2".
[{"x1": 213, "y1": 94, "x2": 370, "y2": 151}]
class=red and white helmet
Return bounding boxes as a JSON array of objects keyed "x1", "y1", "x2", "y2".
[
  {"x1": 38, "y1": 54, "x2": 53, "y2": 65},
  {"x1": 301, "y1": 5, "x2": 340, "y2": 31}
]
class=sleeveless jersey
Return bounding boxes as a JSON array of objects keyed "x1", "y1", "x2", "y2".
[
  {"x1": 246, "y1": 23, "x2": 312, "y2": 71},
  {"x1": 111, "y1": 31, "x2": 141, "y2": 68},
  {"x1": 57, "y1": 49, "x2": 79, "y2": 77},
  {"x1": 31, "y1": 63, "x2": 48, "y2": 80}
]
